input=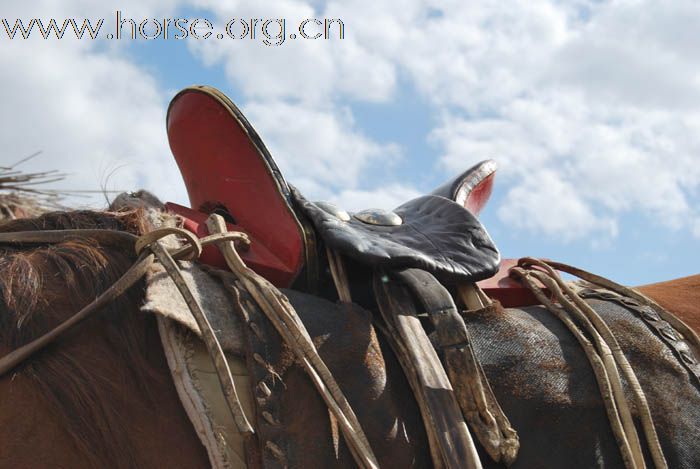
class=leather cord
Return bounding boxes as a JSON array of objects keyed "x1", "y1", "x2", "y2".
[
  {"x1": 544, "y1": 260, "x2": 700, "y2": 363},
  {"x1": 206, "y1": 215, "x2": 379, "y2": 469}
]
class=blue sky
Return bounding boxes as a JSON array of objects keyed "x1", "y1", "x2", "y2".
[{"x1": 1, "y1": 0, "x2": 699, "y2": 285}]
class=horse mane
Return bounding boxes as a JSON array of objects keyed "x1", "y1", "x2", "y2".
[
  {"x1": 0, "y1": 193, "x2": 48, "y2": 221},
  {"x1": 0, "y1": 208, "x2": 163, "y2": 469}
]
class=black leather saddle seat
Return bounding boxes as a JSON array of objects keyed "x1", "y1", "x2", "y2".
[{"x1": 293, "y1": 187, "x2": 500, "y2": 284}]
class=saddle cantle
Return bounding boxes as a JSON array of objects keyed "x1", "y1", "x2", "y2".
[{"x1": 165, "y1": 85, "x2": 317, "y2": 288}]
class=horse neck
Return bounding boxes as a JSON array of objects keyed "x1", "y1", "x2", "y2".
[
  {"x1": 638, "y1": 275, "x2": 700, "y2": 335},
  {"x1": 0, "y1": 282, "x2": 209, "y2": 469}
]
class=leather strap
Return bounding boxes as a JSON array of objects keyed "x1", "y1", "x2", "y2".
[
  {"x1": 149, "y1": 241, "x2": 254, "y2": 433},
  {"x1": 394, "y1": 269, "x2": 519, "y2": 466},
  {"x1": 206, "y1": 215, "x2": 379, "y2": 469},
  {"x1": 578, "y1": 287, "x2": 700, "y2": 385},
  {"x1": 0, "y1": 228, "x2": 138, "y2": 246},
  {"x1": 543, "y1": 260, "x2": 700, "y2": 360},
  {"x1": 0, "y1": 250, "x2": 154, "y2": 376},
  {"x1": 512, "y1": 258, "x2": 668, "y2": 469},
  {"x1": 373, "y1": 269, "x2": 482, "y2": 469},
  {"x1": 0, "y1": 227, "x2": 255, "y2": 435}
]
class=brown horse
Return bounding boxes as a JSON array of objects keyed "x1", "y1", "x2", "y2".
[
  {"x1": 638, "y1": 275, "x2": 700, "y2": 336},
  {"x1": 0, "y1": 209, "x2": 210, "y2": 468},
  {"x1": 0, "y1": 207, "x2": 698, "y2": 468}
]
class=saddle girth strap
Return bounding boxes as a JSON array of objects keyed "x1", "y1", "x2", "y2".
[
  {"x1": 394, "y1": 269, "x2": 519, "y2": 466},
  {"x1": 372, "y1": 269, "x2": 482, "y2": 469},
  {"x1": 577, "y1": 287, "x2": 700, "y2": 385}
]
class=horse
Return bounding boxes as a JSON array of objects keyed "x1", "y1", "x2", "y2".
[{"x1": 0, "y1": 200, "x2": 698, "y2": 469}]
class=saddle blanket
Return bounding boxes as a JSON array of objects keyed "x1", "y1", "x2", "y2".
[
  {"x1": 140, "y1": 259, "x2": 700, "y2": 468},
  {"x1": 141, "y1": 261, "x2": 252, "y2": 469}
]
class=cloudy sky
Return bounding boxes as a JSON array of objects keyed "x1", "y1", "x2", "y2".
[{"x1": 1, "y1": 0, "x2": 699, "y2": 284}]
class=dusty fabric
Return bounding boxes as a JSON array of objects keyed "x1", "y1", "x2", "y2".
[
  {"x1": 142, "y1": 263, "x2": 246, "y2": 355},
  {"x1": 234, "y1": 285, "x2": 431, "y2": 469},
  {"x1": 147, "y1": 264, "x2": 700, "y2": 469},
  {"x1": 463, "y1": 299, "x2": 700, "y2": 469}
]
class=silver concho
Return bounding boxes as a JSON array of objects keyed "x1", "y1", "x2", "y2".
[
  {"x1": 353, "y1": 208, "x2": 403, "y2": 226},
  {"x1": 314, "y1": 201, "x2": 351, "y2": 221}
]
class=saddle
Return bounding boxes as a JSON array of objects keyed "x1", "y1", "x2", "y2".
[
  {"x1": 166, "y1": 86, "x2": 502, "y2": 289},
  {"x1": 165, "y1": 86, "x2": 518, "y2": 468}
]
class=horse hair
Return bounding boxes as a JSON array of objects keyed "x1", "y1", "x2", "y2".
[{"x1": 0, "y1": 209, "x2": 162, "y2": 469}]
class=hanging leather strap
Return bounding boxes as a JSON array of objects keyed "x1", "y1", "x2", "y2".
[
  {"x1": 373, "y1": 269, "x2": 483, "y2": 469},
  {"x1": 394, "y1": 269, "x2": 519, "y2": 466}
]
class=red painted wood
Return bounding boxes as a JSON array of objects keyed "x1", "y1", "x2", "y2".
[
  {"x1": 166, "y1": 89, "x2": 304, "y2": 287},
  {"x1": 166, "y1": 203, "x2": 296, "y2": 287},
  {"x1": 478, "y1": 258, "x2": 541, "y2": 307},
  {"x1": 465, "y1": 172, "x2": 495, "y2": 216}
]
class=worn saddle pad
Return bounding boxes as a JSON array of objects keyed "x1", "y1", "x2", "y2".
[
  {"x1": 141, "y1": 262, "x2": 252, "y2": 468},
  {"x1": 464, "y1": 300, "x2": 700, "y2": 469}
]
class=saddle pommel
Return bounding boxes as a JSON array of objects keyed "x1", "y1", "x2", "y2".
[{"x1": 430, "y1": 160, "x2": 497, "y2": 216}]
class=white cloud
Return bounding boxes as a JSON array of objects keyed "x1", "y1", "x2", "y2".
[
  {"x1": 423, "y1": 0, "x2": 700, "y2": 240},
  {"x1": 182, "y1": 0, "x2": 408, "y2": 206},
  {"x1": 497, "y1": 169, "x2": 618, "y2": 241},
  {"x1": 693, "y1": 220, "x2": 700, "y2": 239},
  {"x1": 0, "y1": 1, "x2": 189, "y2": 208},
  {"x1": 332, "y1": 184, "x2": 422, "y2": 211},
  {"x1": 189, "y1": 0, "x2": 397, "y2": 104},
  {"x1": 432, "y1": 89, "x2": 700, "y2": 236},
  {"x1": 4, "y1": 0, "x2": 700, "y2": 245},
  {"x1": 185, "y1": 0, "x2": 700, "y2": 240},
  {"x1": 242, "y1": 100, "x2": 400, "y2": 195}
]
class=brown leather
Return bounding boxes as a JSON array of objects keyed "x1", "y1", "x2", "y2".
[{"x1": 230, "y1": 285, "x2": 431, "y2": 468}]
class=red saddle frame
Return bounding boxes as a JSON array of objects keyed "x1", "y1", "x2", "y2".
[{"x1": 166, "y1": 86, "x2": 315, "y2": 288}]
